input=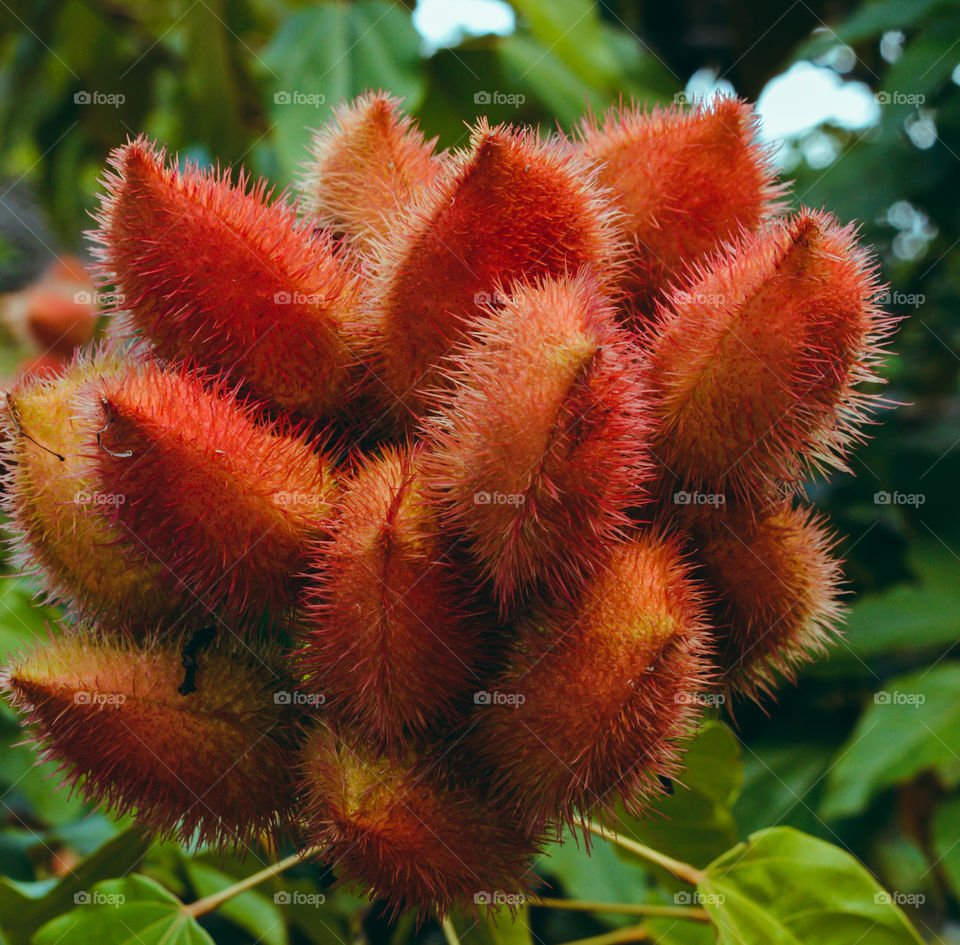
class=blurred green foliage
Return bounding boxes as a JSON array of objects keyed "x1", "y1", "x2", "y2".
[{"x1": 1, "y1": 0, "x2": 959, "y2": 942}]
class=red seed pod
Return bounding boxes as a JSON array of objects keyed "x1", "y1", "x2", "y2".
[
  {"x1": 297, "y1": 445, "x2": 486, "y2": 751},
  {"x1": 92, "y1": 136, "x2": 364, "y2": 417},
  {"x1": 2, "y1": 630, "x2": 301, "y2": 848},
  {"x1": 1, "y1": 345, "x2": 183, "y2": 625},
  {"x1": 682, "y1": 499, "x2": 845, "y2": 700},
  {"x1": 23, "y1": 286, "x2": 97, "y2": 355},
  {"x1": 302, "y1": 91, "x2": 441, "y2": 251},
  {"x1": 648, "y1": 209, "x2": 893, "y2": 499},
  {"x1": 299, "y1": 724, "x2": 537, "y2": 918},
  {"x1": 80, "y1": 361, "x2": 338, "y2": 622},
  {"x1": 466, "y1": 531, "x2": 713, "y2": 833},
  {"x1": 365, "y1": 120, "x2": 624, "y2": 423},
  {"x1": 422, "y1": 271, "x2": 653, "y2": 612},
  {"x1": 580, "y1": 97, "x2": 783, "y2": 321}
]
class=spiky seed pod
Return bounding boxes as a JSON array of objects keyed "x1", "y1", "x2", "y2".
[
  {"x1": 1, "y1": 345, "x2": 183, "y2": 625},
  {"x1": 297, "y1": 445, "x2": 486, "y2": 752},
  {"x1": 92, "y1": 137, "x2": 364, "y2": 418},
  {"x1": 299, "y1": 724, "x2": 537, "y2": 918},
  {"x1": 648, "y1": 209, "x2": 892, "y2": 499},
  {"x1": 579, "y1": 97, "x2": 782, "y2": 321},
  {"x1": 2, "y1": 630, "x2": 301, "y2": 848},
  {"x1": 366, "y1": 120, "x2": 624, "y2": 422},
  {"x1": 466, "y1": 531, "x2": 713, "y2": 833},
  {"x1": 301, "y1": 91, "x2": 441, "y2": 252},
  {"x1": 81, "y1": 362, "x2": 338, "y2": 622},
  {"x1": 421, "y1": 271, "x2": 652, "y2": 612},
  {"x1": 682, "y1": 499, "x2": 844, "y2": 700}
]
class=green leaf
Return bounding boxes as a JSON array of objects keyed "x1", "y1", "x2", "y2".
[
  {"x1": 34, "y1": 875, "x2": 213, "y2": 945},
  {"x1": 509, "y1": 0, "x2": 620, "y2": 89},
  {"x1": 450, "y1": 906, "x2": 533, "y2": 945},
  {"x1": 880, "y1": 9, "x2": 960, "y2": 98},
  {"x1": 932, "y1": 794, "x2": 960, "y2": 900},
  {"x1": 816, "y1": 541, "x2": 960, "y2": 670},
  {"x1": 699, "y1": 827, "x2": 925, "y2": 945},
  {"x1": 497, "y1": 33, "x2": 595, "y2": 127},
  {"x1": 538, "y1": 827, "x2": 653, "y2": 923},
  {"x1": 183, "y1": 860, "x2": 286, "y2": 945},
  {"x1": 260, "y1": 1, "x2": 425, "y2": 182},
  {"x1": 0, "y1": 578, "x2": 54, "y2": 665},
  {"x1": 266, "y1": 874, "x2": 351, "y2": 945},
  {"x1": 794, "y1": 0, "x2": 952, "y2": 58},
  {"x1": 734, "y1": 739, "x2": 834, "y2": 839},
  {"x1": 0, "y1": 825, "x2": 150, "y2": 945},
  {"x1": 614, "y1": 721, "x2": 743, "y2": 870},
  {"x1": 821, "y1": 663, "x2": 960, "y2": 819}
]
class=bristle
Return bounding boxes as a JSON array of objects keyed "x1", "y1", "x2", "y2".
[
  {"x1": 299, "y1": 723, "x2": 538, "y2": 918},
  {"x1": 77, "y1": 360, "x2": 339, "y2": 623},
  {"x1": 464, "y1": 531, "x2": 714, "y2": 834},
  {"x1": 296, "y1": 444, "x2": 486, "y2": 752},
  {"x1": 301, "y1": 91, "x2": 441, "y2": 251},
  {"x1": 1, "y1": 343, "x2": 184, "y2": 625},
  {"x1": 647, "y1": 208, "x2": 895, "y2": 499},
  {"x1": 363, "y1": 120, "x2": 625, "y2": 424},
  {"x1": 421, "y1": 270, "x2": 653, "y2": 612},
  {"x1": 90, "y1": 136, "x2": 365, "y2": 418},
  {"x1": 579, "y1": 96, "x2": 785, "y2": 323},
  {"x1": 681, "y1": 499, "x2": 846, "y2": 701},
  {"x1": 2, "y1": 629, "x2": 302, "y2": 849}
]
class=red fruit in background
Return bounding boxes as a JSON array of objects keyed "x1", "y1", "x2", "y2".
[
  {"x1": 299, "y1": 724, "x2": 537, "y2": 918},
  {"x1": 23, "y1": 286, "x2": 97, "y2": 355},
  {"x1": 580, "y1": 97, "x2": 782, "y2": 322},
  {"x1": 0, "y1": 254, "x2": 99, "y2": 360},
  {"x1": 365, "y1": 120, "x2": 623, "y2": 423},
  {"x1": 93, "y1": 137, "x2": 364, "y2": 418},
  {"x1": 648, "y1": 209, "x2": 892, "y2": 499},
  {"x1": 81, "y1": 361, "x2": 338, "y2": 622},
  {"x1": 422, "y1": 271, "x2": 652, "y2": 612},
  {"x1": 466, "y1": 531, "x2": 713, "y2": 833},
  {"x1": 302, "y1": 91, "x2": 441, "y2": 252},
  {"x1": 2, "y1": 631, "x2": 301, "y2": 848},
  {"x1": 297, "y1": 445, "x2": 486, "y2": 752}
]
